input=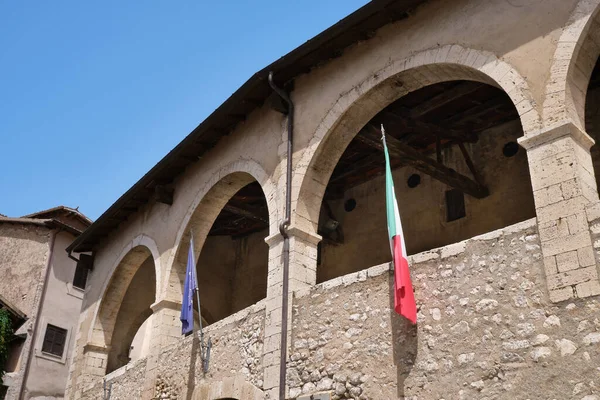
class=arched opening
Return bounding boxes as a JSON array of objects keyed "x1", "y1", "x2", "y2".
[
  {"x1": 196, "y1": 181, "x2": 268, "y2": 323},
  {"x1": 316, "y1": 79, "x2": 535, "y2": 282},
  {"x1": 106, "y1": 254, "x2": 156, "y2": 372},
  {"x1": 171, "y1": 172, "x2": 271, "y2": 326},
  {"x1": 585, "y1": 43, "x2": 600, "y2": 191}
]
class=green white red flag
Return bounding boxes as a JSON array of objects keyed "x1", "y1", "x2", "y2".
[{"x1": 382, "y1": 124, "x2": 417, "y2": 324}]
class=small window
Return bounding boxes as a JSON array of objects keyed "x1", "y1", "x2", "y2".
[
  {"x1": 73, "y1": 263, "x2": 89, "y2": 290},
  {"x1": 446, "y1": 189, "x2": 466, "y2": 222},
  {"x1": 42, "y1": 324, "x2": 67, "y2": 357}
]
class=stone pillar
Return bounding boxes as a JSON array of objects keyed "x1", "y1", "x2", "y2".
[
  {"x1": 142, "y1": 299, "x2": 183, "y2": 400},
  {"x1": 519, "y1": 122, "x2": 600, "y2": 301},
  {"x1": 75, "y1": 344, "x2": 109, "y2": 397},
  {"x1": 262, "y1": 226, "x2": 321, "y2": 399}
]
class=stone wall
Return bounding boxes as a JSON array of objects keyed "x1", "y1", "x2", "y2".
[
  {"x1": 79, "y1": 304, "x2": 265, "y2": 399},
  {"x1": 290, "y1": 219, "x2": 600, "y2": 399},
  {"x1": 0, "y1": 223, "x2": 50, "y2": 316}
]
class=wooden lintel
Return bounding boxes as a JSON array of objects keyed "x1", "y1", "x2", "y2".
[
  {"x1": 358, "y1": 125, "x2": 489, "y2": 198},
  {"x1": 155, "y1": 185, "x2": 174, "y2": 206},
  {"x1": 381, "y1": 109, "x2": 478, "y2": 143},
  {"x1": 410, "y1": 82, "x2": 481, "y2": 118},
  {"x1": 222, "y1": 204, "x2": 268, "y2": 224}
]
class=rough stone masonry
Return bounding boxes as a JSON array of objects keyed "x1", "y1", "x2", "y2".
[
  {"x1": 77, "y1": 219, "x2": 600, "y2": 399},
  {"x1": 288, "y1": 219, "x2": 600, "y2": 400}
]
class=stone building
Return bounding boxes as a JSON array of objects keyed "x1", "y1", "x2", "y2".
[
  {"x1": 0, "y1": 206, "x2": 92, "y2": 399},
  {"x1": 64, "y1": 0, "x2": 600, "y2": 398}
]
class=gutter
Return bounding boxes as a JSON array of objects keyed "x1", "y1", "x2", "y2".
[{"x1": 268, "y1": 71, "x2": 293, "y2": 400}]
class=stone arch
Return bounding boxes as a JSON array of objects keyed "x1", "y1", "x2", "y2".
[
  {"x1": 163, "y1": 160, "x2": 277, "y2": 307},
  {"x1": 293, "y1": 45, "x2": 540, "y2": 234},
  {"x1": 87, "y1": 234, "x2": 161, "y2": 349},
  {"x1": 543, "y1": 0, "x2": 600, "y2": 130},
  {"x1": 191, "y1": 376, "x2": 263, "y2": 400}
]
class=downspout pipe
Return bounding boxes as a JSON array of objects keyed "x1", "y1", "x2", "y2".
[
  {"x1": 19, "y1": 229, "x2": 58, "y2": 399},
  {"x1": 268, "y1": 71, "x2": 293, "y2": 400}
]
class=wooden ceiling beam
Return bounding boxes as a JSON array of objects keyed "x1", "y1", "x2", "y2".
[
  {"x1": 379, "y1": 109, "x2": 478, "y2": 143},
  {"x1": 357, "y1": 124, "x2": 489, "y2": 198},
  {"x1": 329, "y1": 155, "x2": 385, "y2": 184},
  {"x1": 441, "y1": 96, "x2": 508, "y2": 128},
  {"x1": 222, "y1": 204, "x2": 268, "y2": 224},
  {"x1": 409, "y1": 81, "x2": 482, "y2": 118}
]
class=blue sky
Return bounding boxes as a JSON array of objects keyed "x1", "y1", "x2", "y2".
[{"x1": 0, "y1": 1, "x2": 368, "y2": 220}]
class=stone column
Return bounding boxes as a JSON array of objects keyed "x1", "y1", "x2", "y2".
[
  {"x1": 73, "y1": 344, "x2": 109, "y2": 398},
  {"x1": 141, "y1": 299, "x2": 183, "y2": 400},
  {"x1": 519, "y1": 122, "x2": 600, "y2": 301},
  {"x1": 262, "y1": 226, "x2": 321, "y2": 399}
]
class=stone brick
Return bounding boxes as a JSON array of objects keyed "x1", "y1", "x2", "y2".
[
  {"x1": 547, "y1": 266, "x2": 599, "y2": 290},
  {"x1": 534, "y1": 184, "x2": 563, "y2": 208},
  {"x1": 586, "y1": 202, "x2": 600, "y2": 222},
  {"x1": 537, "y1": 197, "x2": 587, "y2": 224},
  {"x1": 543, "y1": 256, "x2": 558, "y2": 276},
  {"x1": 567, "y1": 212, "x2": 588, "y2": 234},
  {"x1": 576, "y1": 280, "x2": 600, "y2": 298},
  {"x1": 561, "y1": 178, "x2": 581, "y2": 200},
  {"x1": 538, "y1": 219, "x2": 569, "y2": 242},
  {"x1": 541, "y1": 231, "x2": 592, "y2": 257},
  {"x1": 549, "y1": 286, "x2": 574, "y2": 303},
  {"x1": 577, "y1": 246, "x2": 596, "y2": 267},
  {"x1": 556, "y1": 250, "x2": 579, "y2": 272}
]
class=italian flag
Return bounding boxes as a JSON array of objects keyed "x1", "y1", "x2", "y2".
[{"x1": 382, "y1": 125, "x2": 417, "y2": 324}]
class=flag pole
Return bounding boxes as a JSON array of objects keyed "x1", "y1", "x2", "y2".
[{"x1": 190, "y1": 231, "x2": 209, "y2": 373}]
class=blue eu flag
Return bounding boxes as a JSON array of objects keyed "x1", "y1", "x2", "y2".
[{"x1": 180, "y1": 236, "x2": 197, "y2": 335}]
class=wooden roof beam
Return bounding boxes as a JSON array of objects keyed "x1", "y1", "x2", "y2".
[
  {"x1": 357, "y1": 124, "x2": 489, "y2": 198},
  {"x1": 222, "y1": 204, "x2": 268, "y2": 224},
  {"x1": 379, "y1": 109, "x2": 478, "y2": 143},
  {"x1": 409, "y1": 81, "x2": 482, "y2": 118}
]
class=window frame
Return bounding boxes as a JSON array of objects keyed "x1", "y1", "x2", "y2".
[{"x1": 36, "y1": 319, "x2": 71, "y2": 364}]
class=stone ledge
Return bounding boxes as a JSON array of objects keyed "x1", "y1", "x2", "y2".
[
  {"x1": 297, "y1": 218, "x2": 538, "y2": 298},
  {"x1": 201, "y1": 298, "x2": 266, "y2": 335},
  {"x1": 518, "y1": 121, "x2": 594, "y2": 150},
  {"x1": 104, "y1": 358, "x2": 146, "y2": 382}
]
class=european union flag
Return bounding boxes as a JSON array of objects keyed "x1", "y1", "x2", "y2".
[{"x1": 180, "y1": 235, "x2": 197, "y2": 335}]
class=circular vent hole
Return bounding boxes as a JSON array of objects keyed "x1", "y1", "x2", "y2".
[
  {"x1": 503, "y1": 141, "x2": 519, "y2": 157},
  {"x1": 407, "y1": 174, "x2": 421, "y2": 188},
  {"x1": 344, "y1": 198, "x2": 357, "y2": 212}
]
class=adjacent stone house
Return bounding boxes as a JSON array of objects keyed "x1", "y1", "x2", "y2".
[
  {"x1": 0, "y1": 206, "x2": 92, "y2": 399},
  {"x1": 64, "y1": 0, "x2": 600, "y2": 399}
]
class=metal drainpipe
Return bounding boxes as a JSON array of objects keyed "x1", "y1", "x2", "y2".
[
  {"x1": 19, "y1": 229, "x2": 58, "y2": 400},
  {"x1": 268, "y1": 71, "x2": 293, "y2": 400}
]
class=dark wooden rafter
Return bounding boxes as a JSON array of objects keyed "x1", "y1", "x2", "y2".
[
  {"x1": 379, "y1": 109, "x2": 478, "y2": 143},
  {"x1": 458, "y1": 143, "x2": 485, "y2": 186},
  {"x1": 409, "y1": 81, "x2": 482, "y2": 118},
  {"x1": 329, "y1": 154, "x2": 387, "y2": 184},
  {"x1": 155, "y1": 185, "x2": 174, "y2": 205},
  {"x1": 357, "y1": 124, "x2": 489, "y2": 198},
  {"x1": 222, "y1": 204, "x2": 268, "y2": 224},
  {"x1": 440, "y1": 96, "x2": 507, "y2": 129}
]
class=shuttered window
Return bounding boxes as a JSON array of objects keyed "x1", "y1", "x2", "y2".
[
  {"x1": 72, "y1": 263, "x2": 89, "y2": 290},
  {"x1": 446, "y1": 189, "x2": 466, "y2": 222},
  {"x1": 42, "y1": 324, "x2": 67, "y2": 357}
]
